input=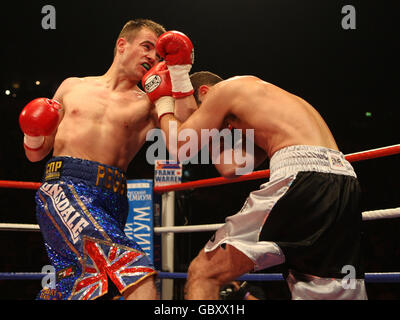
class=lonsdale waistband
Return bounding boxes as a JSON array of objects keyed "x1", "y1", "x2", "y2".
[{"x1": 43, "y1": 156, "x2": 127, "y2": 196}]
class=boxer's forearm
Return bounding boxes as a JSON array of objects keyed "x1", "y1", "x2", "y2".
[
  {"x1": 159, "y1": 114, "x2": 181, "y2": 161},
  {"x1": 174, "y1": 95, "x2": 198, "y2": 122},
  {"x1": 214, "y1": 142, "x2": 267, "y2": 178}
]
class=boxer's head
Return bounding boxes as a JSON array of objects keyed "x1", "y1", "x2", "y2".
[
  {"x1": 113, "y1": 19, "x2": 166, "y2": 80},
  {"x1": 190, "y1": 71, "x2": 223, "y2": 106}
]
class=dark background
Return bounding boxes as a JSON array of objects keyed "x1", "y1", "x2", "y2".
[{"x1": 0, "y1": 0, "x2": 398, "y2": 300}]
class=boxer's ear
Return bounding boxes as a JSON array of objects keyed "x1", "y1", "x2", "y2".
[
  {"x1": 199, "y1": 85, "x2": 209, "y2": 95},
  {"x1": 116, "y1": 37, "x2": 128, "y2": 55},
  {"x1": 196, "y1": 85, "x2": 211, "y2": 106}
]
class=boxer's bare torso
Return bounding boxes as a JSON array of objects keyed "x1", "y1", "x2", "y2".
[{"x1": 52, "y1": 77, "x2": 157, "y2": 171}]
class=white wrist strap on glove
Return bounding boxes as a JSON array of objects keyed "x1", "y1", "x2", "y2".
[
  {"x1": 155, "y1": 96, "x2": 175, "y2": 120},
  {"x1": 167, "y1": 65, "x2": 193, "y2": 94},
  {"x1": 24, "y1": 135, "x2": 45, "y2": 150}
]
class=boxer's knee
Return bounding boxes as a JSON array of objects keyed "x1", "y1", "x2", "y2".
[
  {"x1": 187, "y1": 248, "x2": 228, "y2": 286},
  {"x1": 187, "y1": 250, "x2": 207, "y2": 281}
]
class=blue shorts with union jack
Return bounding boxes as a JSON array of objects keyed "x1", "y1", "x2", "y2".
[{"x1": 35, "y1": 157, "x2": 156, "y2": 300}]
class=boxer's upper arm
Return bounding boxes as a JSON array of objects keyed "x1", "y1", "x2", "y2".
[
  {"x1": 52, "y1": 77, "x2": 81, "y2": 126},
  {"x1": 24, "y1": 78, "x2": 79, "y2": 162}
]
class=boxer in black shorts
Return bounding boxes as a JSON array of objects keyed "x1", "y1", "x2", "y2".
[{"x1": 141, "y1": 41, "x2": 368, "y2": 301}]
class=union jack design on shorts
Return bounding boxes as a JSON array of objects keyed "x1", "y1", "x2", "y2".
[{"x1": 69, "y1": 237, "x2": 156, "y2": 300}]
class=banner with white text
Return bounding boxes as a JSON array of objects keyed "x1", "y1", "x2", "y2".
[{"x1": 124, "y1": 180, "x2": 154, "y2": 263}]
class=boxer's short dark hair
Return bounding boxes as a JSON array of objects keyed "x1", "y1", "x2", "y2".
[
  {"x1": 114, "y1": 19, "x2": 166, "y2": 56},
  {"x1": 190, "y1": 71, "x2": 224, "y2": 105}
]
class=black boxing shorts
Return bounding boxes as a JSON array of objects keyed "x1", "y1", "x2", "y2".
[{"x1": 205, "y1": 145, "x2": 367, "y2": 300}]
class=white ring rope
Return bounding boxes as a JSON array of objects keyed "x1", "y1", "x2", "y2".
[
  {"x1": 1, "y1": 207, "x2": 399, "y2": 233},
  {"x1": 361, "y1": 207, "x2": 400, "y2": 221},
  {"x1": 155, "y1": 223, "x2": 224, "y2": 233},
  {"x1": 0, "y1": 223, "x2": 40, "y2": 232}
]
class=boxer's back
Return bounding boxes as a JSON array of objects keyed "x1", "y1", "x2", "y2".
[{"x1": 218, "y1": 76, "x2": 339, "y2": 158}]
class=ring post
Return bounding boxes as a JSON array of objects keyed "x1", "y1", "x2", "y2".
[
  {"x1": 154, "y1": 160, "x2": 182, "y2": 300},
  {"x1": 161, "y1": 191, "x2": 175, "y2": 300}
]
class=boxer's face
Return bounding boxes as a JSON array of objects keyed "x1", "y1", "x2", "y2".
[{"x1": 118, "y1": 28, "x2": 160, "y2": 81}]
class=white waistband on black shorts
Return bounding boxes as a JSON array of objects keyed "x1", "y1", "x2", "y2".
[{"x1": 269, "y1": 145, "x2": 356, "y2": 180}]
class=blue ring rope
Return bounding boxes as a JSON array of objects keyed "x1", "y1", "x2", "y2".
[{"x1": 1, "y1": 272, "x2": 399, "y2": 283}]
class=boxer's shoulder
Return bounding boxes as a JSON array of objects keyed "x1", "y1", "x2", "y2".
[
  {"x1": 58, "y1": 77, "x2": 83, "y2": 89},
  {"x1": 213, "y1": 76, "x2": 261, "y2": 97}
]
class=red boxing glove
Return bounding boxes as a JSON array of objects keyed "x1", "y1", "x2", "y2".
[
  {"x1": 142, "y1": 62, "x2": 172, "y2": 102},
  {"x1": 142, "y1": 62, "x2": 175, "y2": 121},
  {"x1": 156, "y1": 30, "x2": 194, "y2": 66},
  {"x1": 156, "y1": 31, "x2": 194, "y2": 99},
  {"x1": 19, "y1": 98, "x2": 62, "y2": 150}
]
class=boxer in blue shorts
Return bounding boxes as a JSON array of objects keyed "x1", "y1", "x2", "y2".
[
  {"x1": 35, "y1": 157, "x2": 156, "y2": 300},
  {"x1": 142, "y1": 31, "x2": 368, "y2": 300},
  {"x1": 17, "y1": 20, "x2": 196, "y2": 300}
]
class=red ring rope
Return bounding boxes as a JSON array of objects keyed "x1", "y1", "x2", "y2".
[
  {"x1": 0, "y1": 181, "x2": 41, "y2": 190},
  {"x1": 154, "y1": 144, "x2": 400, "y2": 193},
  {"x1": 0, "y1": 144, "x2": 398, "y2": 192}
]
